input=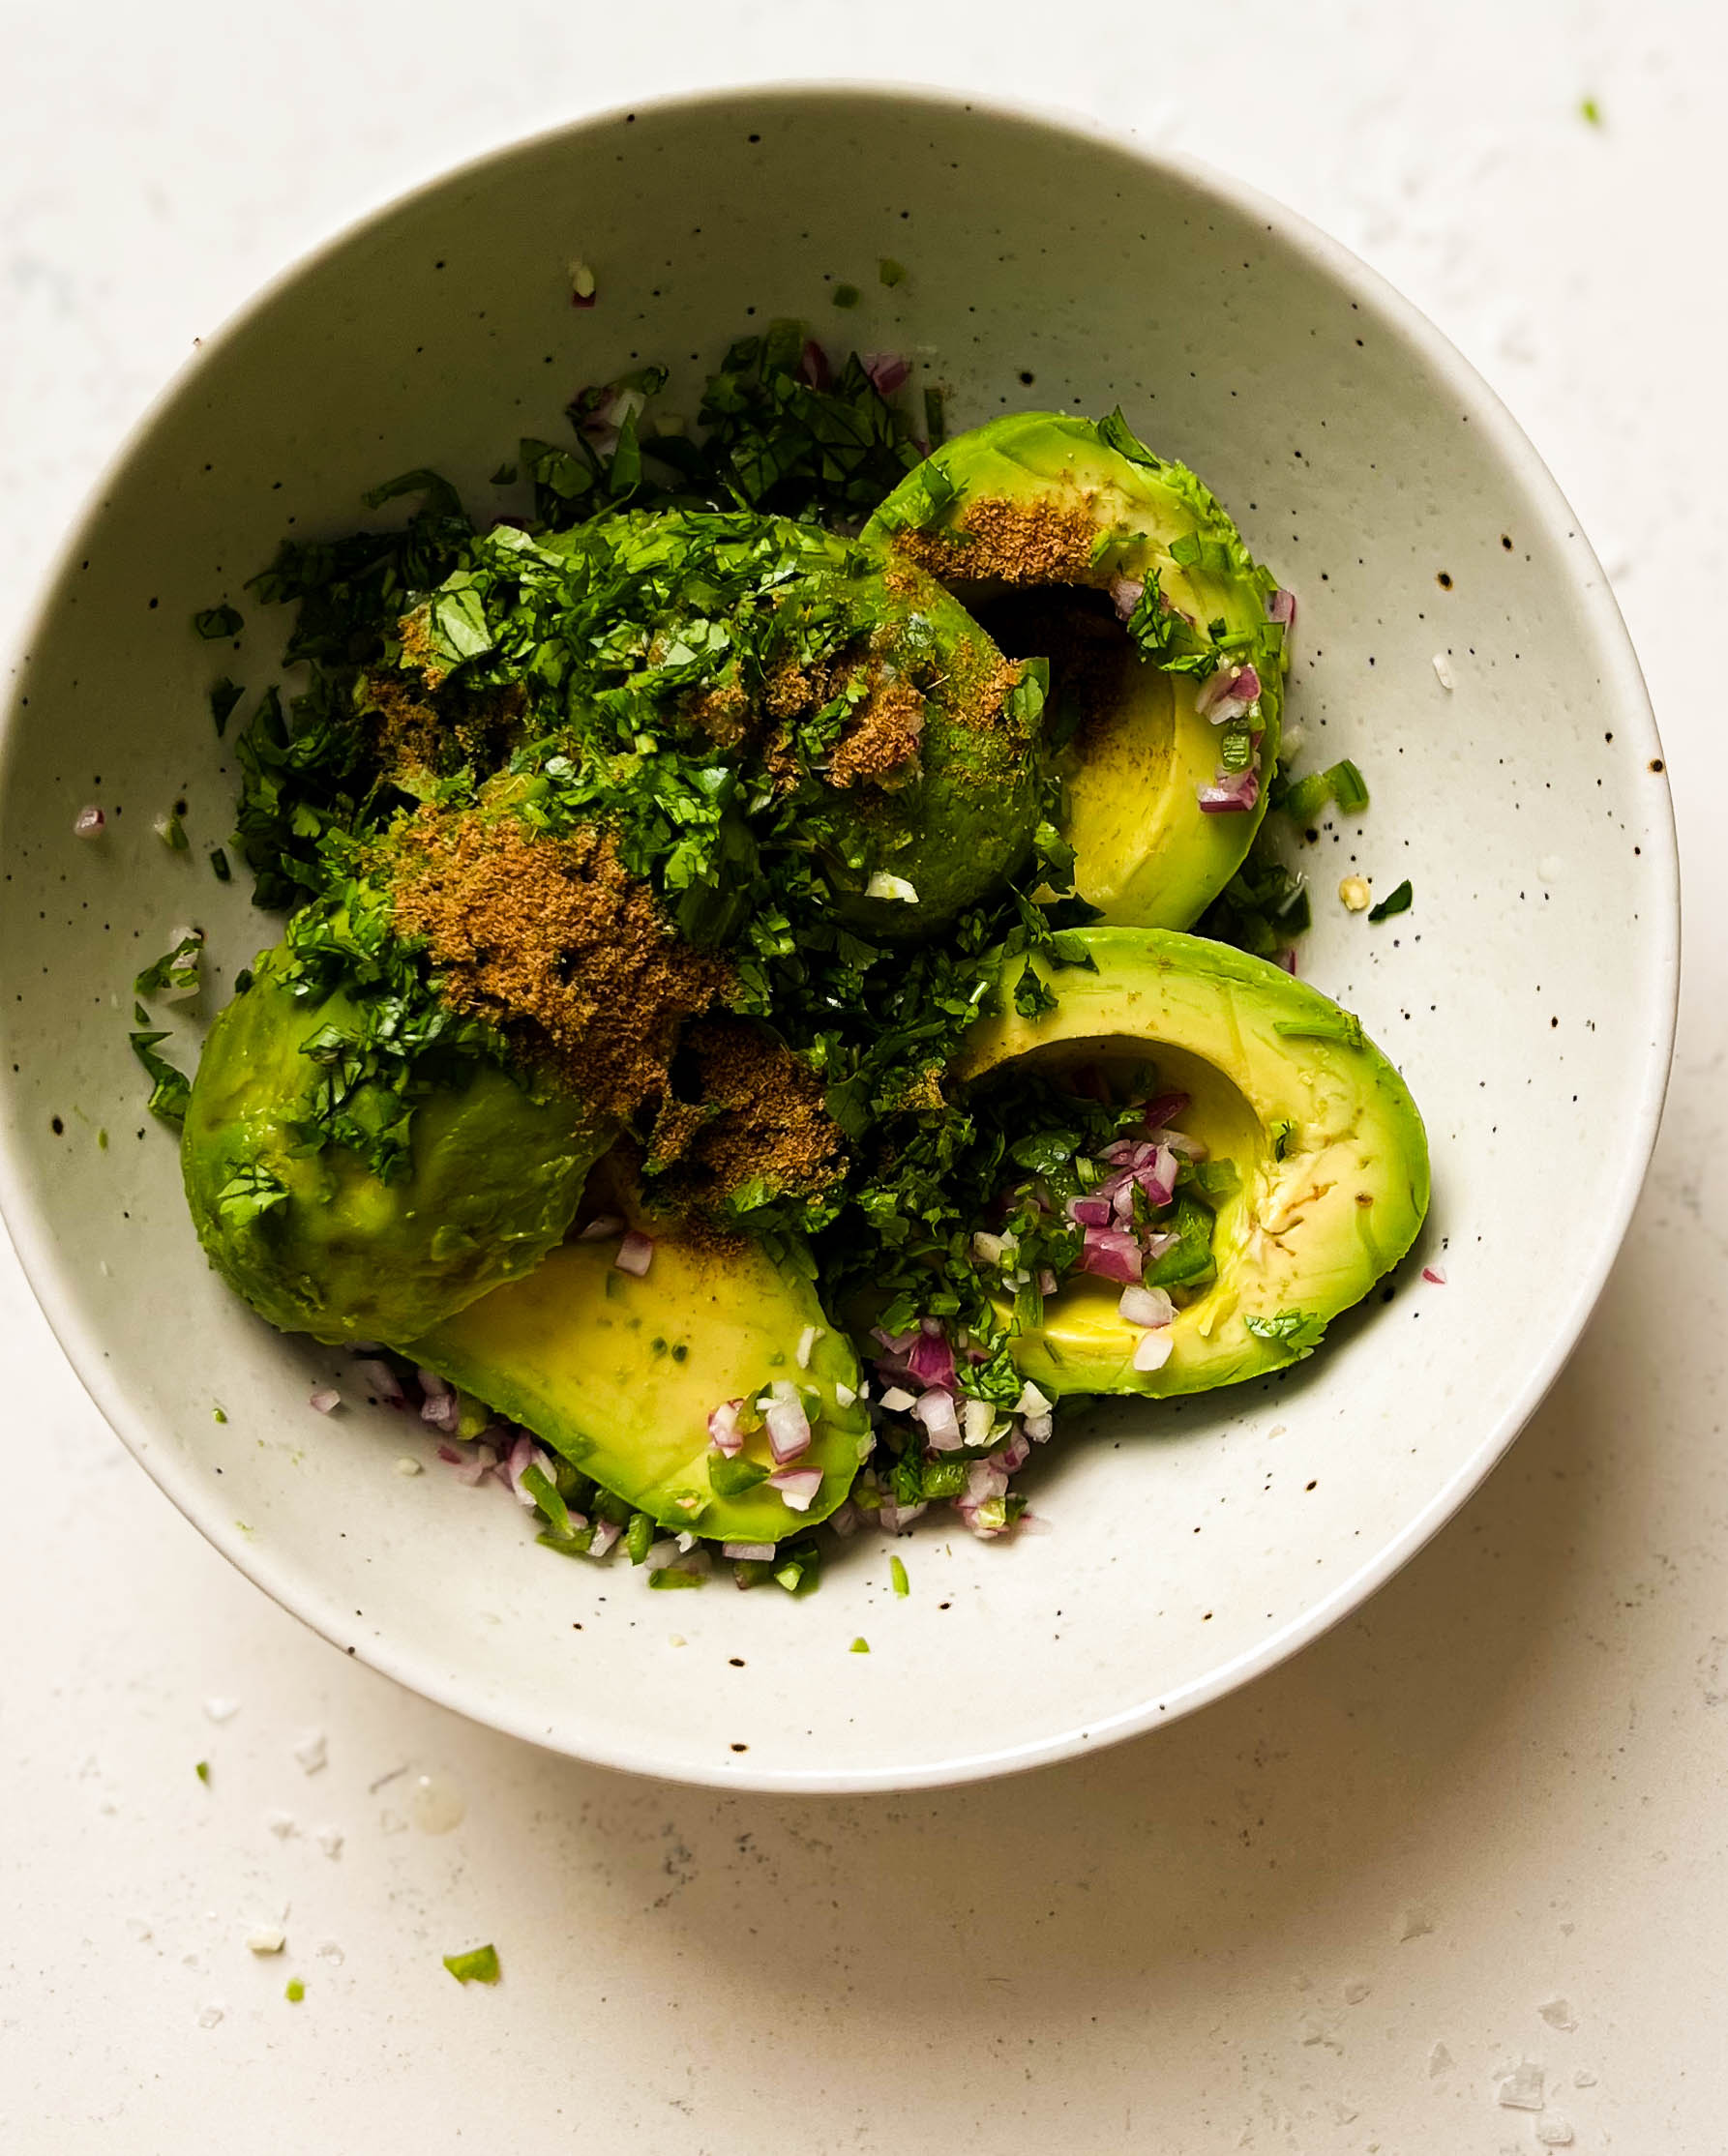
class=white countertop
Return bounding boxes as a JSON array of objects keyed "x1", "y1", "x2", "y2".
[{"x1": 2, "y1": 4, "x2": 1721, "y2": 2147}]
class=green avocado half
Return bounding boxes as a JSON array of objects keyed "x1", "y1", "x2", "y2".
[
  {"x1": 404, "y1": 1225, "x2": 870, "y2": 1543},
  {"x1": 864, "y1": 411, "x2": 1288, "y2": 930},
  {"x1": 566, "y1": 510, "x2": 1044, "y2": 938},
  {"x1": 182, "y1": 944, "x2": 608, "y2": 1345},
  {"x1": 956, "y1": 930, "x2": 1429, "y2": 1397}
]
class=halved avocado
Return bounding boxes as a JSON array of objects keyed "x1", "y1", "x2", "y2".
[
  {"x1": 956, "y1": 930, "x2": 1428, "y2": 1396},
  {"x1": 404, "y1": 1226, "x2": 870, "y2": 1542},
  {"x1": 558, "y1": 509, "x2": 1044, "y2": 938},
  {"x1": 182, "y1": 943, "x2": 607, "y2": 1346},
  {"x1": 864, "y1": 411, "x2": 1287, "y2": 930}
]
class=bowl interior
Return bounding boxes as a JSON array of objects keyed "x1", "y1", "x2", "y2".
[{"x1": 0, "y1": 88, "x2": 1676, "y2": 1789}]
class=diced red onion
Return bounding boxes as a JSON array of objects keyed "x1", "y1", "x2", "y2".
[
  {"x1": 877, "y1": 1497, "x2": 928, "y2": 1533},
  {"x1": 767, "y1": 1466, "x2": 822, "y2": 1512},
  {"x1": 1266, "y1": 587, "x2": 1296, "y2": 626},
  {"x1": 614, "y1": 1230, "x2": 654, "y2": 1277},
  {"x1": 1025, "y1": 1410, "x2": 1055, "y2": 1443},
  {"x1": 309, "y1": 1386, "x2": 341, "y2": 1415},
  {"x1": 1195, "y1": 662, "x2": 1263, "y2": 724},
  {"x1": 879, "y1": 1384, "x2": 917, "y2": 1413},
  {"x1": 577, "y1": 1214, "x2": 625, "y2": 1242},
  {"x1": 642, "y1": 1539, "x2": 680, "y2": 1572},
  {"x1": 568, "y1": 259, "x2": 597, "y2": 307},
  {"x1": 1142, "y1": 1092, "x2": 1190, "y2": 1132},
  {"x1": 1143, "y1": 1228, "x2": 1180, "y2": 1263},
  {"x1": 798, "y1": 339, "x2": 830, "y2": 391},
  {"x1": 417, "y1": 1373, "x2": 461, "y2": 1434},
  {"x1": 1038, "y1": 1267, "x2": 1058, "y2": 1296},
  {"x1": 1198, "y1": 766, "x2": 1262, "y2": 815},
  {"x1": 1118, "y1": 1284, "x2": 1177, "y2": 1328},
  {"x1": 1132, "y1": 1329, "x2": 1175, "y2": 1373},
  {"x1": 1277, "y1": 946, "x2": 1298, "y2": 976},
  {"x1": 1160, "y1": 1129, "x2": 1207, "y2": 1160},
  {"x1": 587, "y1": 1519, "x2": 622, "y2": 1558},
  {"x1": 723, "y1": 1542, "x2": 776, "y2": 1562},
  {"x1": 1013, "y1": 1381, "x2": 1052, "y2": 1418},
  {"x1": 73, "y1": 805, "x2": 104, "y2": 839},
  {"x1": 995, "y1": 1429, "x2": 1031, "y2": 1474},
  {"x1": 436, "y1": 1443, "x2": 462, "y2": 1465},
  {"x1": 1079, "y1": 1226, "x2": 1144, "y2": 1284},
  {"x1": 961, "y1": 1395, "x2": 997, "y2": 1447},
  {"x1": 912, "y1": 1387, "x2": 963, "y2": 1451},
  {"x1": 1109, "y1": 576, "x2": 1145, "y2": 622},
  {"x1": 964, "y1": 1457, "x2": 1011, "y2": 1506},
  {"x1": 906, "y1": 1327, "x2": 956, "y2": 1392},
  {"x1": 828, "y1": 1499, "x2": 859, "y2": 1538},
  {"x1": 448, "y1": 1441, "x2": 497, "y2": 1486},
  {"x1": 863, "y1": 351, "x2": 909, "y2": 396},
  {"x1": 502, "y1": 1433, "x2": 549, "y2": 1506},
  {"x1": 1066, "y1": 1193, "x2": 1113, "y2": 1228},
  {"x1": 707, "y1": 1399, "x2": 745, "y2": 1456},
  {"x1": 352, "y1": 1356, "x2": 405, "y2": 1406},
  {"x1": 764, "y1": 1393, "x2": 812, "y2": 1464},
  {"x1": 1422, "y1": 1265, "x2": 1447, "y2": 1285}
]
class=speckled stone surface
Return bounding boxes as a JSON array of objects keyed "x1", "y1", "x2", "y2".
[{"x1": 0, "y1": 5, "x2": 1720, "y2": 2149}]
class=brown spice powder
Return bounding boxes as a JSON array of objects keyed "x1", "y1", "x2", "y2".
[
  {"x1": 895, "y1": 493, "x2": 1100, "y2": 587},
  {"x1": 826, "y1": 674, "x2": 926, "y2": 789},
  {"x1": 388, "y1": 811, "x2": 728, "y2": 1123},
  {"x1": 652, "y1": 1018, "x2": 845, "y2": 1206}
]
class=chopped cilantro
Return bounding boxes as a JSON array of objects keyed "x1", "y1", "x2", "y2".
[
  {"x1": 195, "y1": 1759, "x2": 210, "y2": 1784},
  {"x1": 1367, "y1": 878, "x2": 1413, "y2": 923},
  {"x1": 284, "y1": 1978, "x2": 305, "y2": 2003},
  {"x1": 849, "y1": 1636, "x2": 870, "y2": 1652},
  {"x1": 889, "y1": 1554, "x2": 909, "y2": 1598},
  {"x1": 442, "y1": 1944, "x2": 501, "y2": 1985},
  {"x1": 134, "y1": 932, "x2": 203, "y2": 997},
  {"x1": 878, "y1": 258, "x2": 907, "y2": 287},
  {"x1": 194, "y1": 605, "x2": 243, "y2": 640},
  {"x1": 130, "y1": 1030, "x2": 191, "y2": 1127},
  {"x1": 831, "y1": 283, "x2": 861, "y2": 309},
  {"x1": 209, "y1": 678, "x2": 245, "y2": 737},
  {"x1": 1581, "y1": 96, "x2": 1602, "y2": 124},
  {"x1": 209, "y1": 847, "x2": 231, "y2": 882},
  {"x1": 1245, "y1": 1308, "x2": 1327, "y2": 1354}
]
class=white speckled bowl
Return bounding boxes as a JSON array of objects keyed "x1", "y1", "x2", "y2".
[{"x1": 0, "y1": 87, "x2": 1677, "y2": 1790}]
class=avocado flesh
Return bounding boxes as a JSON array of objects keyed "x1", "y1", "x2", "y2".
[
  {"x1": 182, "y1": 947, "x2": 609, "y2": 1346},
  {"x1": 864, "y1": 411, "x2": 1285, "y2": 929},
  {"x1": 578, "y1": 511, "x2": 1041, "y2": 938},
  {"x1": 957, "y1": 929, "x2": 1429, "y2": 1396},
  {"x1": 404, "y1": 1227, "x2": 870, "y2": 1542}
]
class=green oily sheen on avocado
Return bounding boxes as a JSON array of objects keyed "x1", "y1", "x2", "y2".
[
  {"x1": 957, "y1": 929, "x2": 1428, "y2": 1398},
  {"x1": 407, "y1": 1229, "x2": 870, "y2": 1543},
  {"x1": 591, "y1": 509, "x2": 1041, "y2": 937},
  {"x1": 865, "y1": 411, "x2": 1286, "y2": 930},
  {"x1": 814, "y1": 555, "x2": 1042, "y2": 937},
  {"x1": 182, "y1": 949, "x2": 608, "y2": 1345}
]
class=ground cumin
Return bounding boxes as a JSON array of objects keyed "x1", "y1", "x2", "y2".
[
  {"x1": 826, "y1": 673, "x2": 926, "y2": 789},
  {"x1": 651, "y1": 1018, "x2": 845, "y2": 1206},
  {"x1": 894, "y1": 491, "x2": 1101, "y2": 587},
  {"x1": 387, "y1": 810, "x2": 728, "y2": 1123},
  {"x1": 367, "y1": 672, "x2": 529, "y2": 787}
]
